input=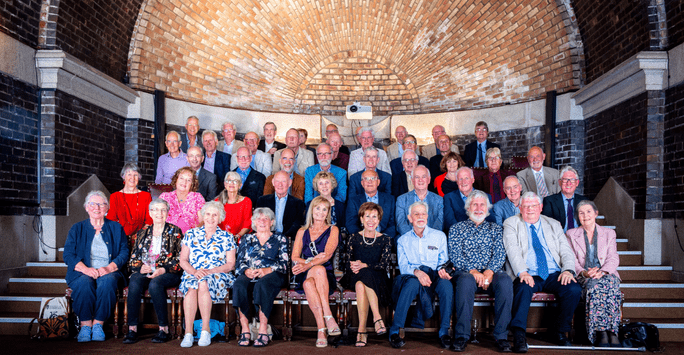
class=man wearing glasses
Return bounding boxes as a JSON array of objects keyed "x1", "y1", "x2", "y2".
[
  {"x1": 218, "y1": 121, "x2": 245, "y2": 155},
  {"x1": 348, "y1": 146, "x2": 392, "y2": 198},
  {"x1": 348, "y1": 127, "x2": 391, "y2": 176},
  {"x1": 389, "y1": 134, "x2": 429, "y2": 177},
  {"x1": 303, "y1": 143, "x2": 347, "y2": 203},
  {"x1": 230, "y1": 131, "x2": 273, "y2": 176},
  {"x1": 463, "y1": 121, "x2": 501, "y2": 168},
  {"x1": 155, "y1": 131, "x2": 189, "y2": 184},
  {"x1": 541, "y1": 166, "x2": 588, "y2": 232},
  {"x1": 346, "y1": 169, "x2": 396, "y2": 239}
]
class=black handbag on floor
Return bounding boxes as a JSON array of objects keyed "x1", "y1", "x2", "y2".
[{"x1": 619, "y1": 322, "x2": 661, "y2": 351}]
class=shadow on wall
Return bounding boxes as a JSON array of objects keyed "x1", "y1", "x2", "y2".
[
  {"x1": 594, "y1": 177, "x2": 644, "y2": 255},
  {"x1": 56, "y1": 175, "x2": 111, "y2": 250}
]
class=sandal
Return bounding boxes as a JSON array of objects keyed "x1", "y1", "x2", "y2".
[
  {"x1": 253, "y1": 333, "x2": 270, "y2": 347},
  {"x1": 238, "y1": 332, "x2": 251, "y2": 347},
  {"x1": 374, "y1": 318, "x2": 387, "y2": 335},
  {"x1": 356, "y1": 332, "x2": 367, "y2": 347},
  {"x1": 323, "y1": 315, "x2": 341, "y2": 336},
  {"x1": 316, "y1": 328, "x2": 328, "y2": 348}
]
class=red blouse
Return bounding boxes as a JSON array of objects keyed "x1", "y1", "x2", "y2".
[
  {"x1": 106, "y1": 191, "x2": 153, "y2": 236},
  {"x1": 217, "y1": 197, "x2": 252, "y2": 241}
]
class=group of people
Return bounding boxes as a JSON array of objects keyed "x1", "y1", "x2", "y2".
[{"x1": 62, "y1": 118, "x2": 622, "y2": 352}]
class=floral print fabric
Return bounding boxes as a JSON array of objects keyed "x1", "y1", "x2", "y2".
[{"x1": 235, "y1": 233, "x2": 289, "y2": 276}]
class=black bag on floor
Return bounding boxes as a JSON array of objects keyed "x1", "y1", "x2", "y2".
[{"x1": 619, "y1": 322, "x2": 661, "y2": 351}]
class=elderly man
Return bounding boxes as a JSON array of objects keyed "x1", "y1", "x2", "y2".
[
  {"x1": 421, "y1": 125, "x2": 460, "y2": 160},
  {"x1": 428, "y1": 134, "x2": 456, "y2": 183},
  {"x1": 233, "y1": 146, "x2": 266, "y2": 204},
  {"x1": 304, "y1": 143, "x2": 347, "y2": 203},
  {"x1": 346, "y1": 169, "x2": 396, "y2": 239},
  {"x1": 444, "y1": 167, "x2": 494, "y2": 232},
  {"x1": 327, "y1": 132, "x2": 349, "y2": 170},
  {"x1": 464, "y1": 121, "x2": 501, "y2": 168},
  {"x1": 324, "y1": 124, "x2": 350, "y2": 156},
  {"x1": 390, "y1": 135, "x2": 430, "y2": 177},
  {"x1": 230, "y1": 131, "x2": 272, "y2": 176},
  {"x1": 391, "y1": 149, "x2": 420, "y2": 198},
  {"x1": 516, "y1": 146, "x2": 560, "y2": 198},
  {"x1": 390, "y1": 201, "x2": 453, "y2": 349},
  {"x1": 272, "y1": 128, "x2": 315, "y2": 175},
  {"x1": 258, "y1": 121, "x2": 286, "y2": 155},
  {"x1": 264, "y1": 148, "x2": 305, "y2": 200},
  {"x1": 202, "y1": 130, "x2": 231, "y2": 185},
  {"x1": 503, "y1": 192, "x2": 581, "y2": 352},
  {"x1": 179, "y1": 116, "x2": 203, "y2": 153},
  {"x1": 387, "y1": 125, "x2": 408, "y2": 161},
  {"x1": 446, "y1": 190, "x2": 512, "y2": 352},
  {"x1": 186, "y1": 146, "x2": 217, "y2": 201},
  {"x1": 541, "y1": 166, "x2": 588, "y2": 232},
  {"x1": 256, "y1": 171, "x2": 306, "y2": 239},
  {"x1": 475, "y1": 147, "x2": 515, "y2": 203},
  {"x1": 348, "y1": 146, "x2": 391, "y2": 198},
  {"x1": 155, "y1": 131, "x2": 189, "y2": 184},
  {"x1": 218, "y1": 122, "x2": 244, "y2": 155},
  {"x1": 348, "y1": 127, "x2": 391, "y2": 176},
  {"x1": 493, "y1": 176, "x2": 523, "y2": 225},
  {"x1": 396, "y1": 165, "x2": 443, "y2": 237}
]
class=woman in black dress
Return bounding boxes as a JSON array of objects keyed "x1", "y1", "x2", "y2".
[{"x1": 342, "y1": 202, "x2": 392, "y2": 347}]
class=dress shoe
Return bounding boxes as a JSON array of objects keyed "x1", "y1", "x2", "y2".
[
  {"x1": 496, "y1": 338, "x2": 512, "y2": 353},
  {"x1": 512, "y1": 329, "x2": 528, "y2": 353},
  {"x1": 122, "y1": 330, "x2": 138, "y2": 344},
  {"x1": 151, "y1": 330, "x2": 171, "y2": 343},
  {"x1": 450, "y1": 338, "x2": 467, "y2": 352},
  {"x1": 389, "y1": 333, "x2": 406, "y2": 348},
  {"x1": 595, "y1": 331, "x2": 610, "y2": 347},
  {"x1": 440, "y1": 334, "x2": 453, "y2": 349},
  {"x1": 548, "y1": 332, "x2": 572, "y2": 346},
  {"x1": 607, "y1": 331, "x2": 622, "y2": 347}
]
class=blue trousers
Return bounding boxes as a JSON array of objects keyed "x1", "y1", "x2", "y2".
[
  {"x1": 68, "y1": 272, "x2": 122, "y2": 322},
  {"x1": 452, "y1": 271, "x2": 512, "y2": 340},
  {"x1": 127, "y1": 272, "x2": 181, "y2": 327},
  {"x1": 390, "y1": 276, "x2": 453, "y2": 338},
  {"x1": 511, "y1": 271, "x2": 582, "y2": 332}
]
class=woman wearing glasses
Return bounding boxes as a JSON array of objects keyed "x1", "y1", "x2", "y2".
[
  {"x1": 291, "y1": 196, "x2": 341, "y2": 348},
  {"x1": 216, "y1": 171, "x2": 252, "y2": 243}
]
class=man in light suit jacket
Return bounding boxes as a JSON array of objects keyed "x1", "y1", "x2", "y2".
[
  {"x1": 541, "y1": 166, "x2": 588, "y2": 231},
  {"x1": 218, "y1": 121, "x2": 244, "y2": 155},
  {"x1": 502, "y1": 192, "x2": 581, "y2": 352},
  {"x1": 386, "y1": 125, "x2": 408, "y2": 162},
  {"x1": 421, "y1": 125, "x2": 460, "y2": 160},
  {"x1": 202, "y1": 130, "x2": 231, "y2": 186},
  {"x1": 231, "y1": 131, "x2": 272, "y2": 176},
  {"x1": 346, "y1": 169, "x2": 396, "y2": 239},
  {"x1": 516, "y1": 146, "x2": 560, "y2": 198},
  {"x1": 264, "y1": 148, "x2": 305, "y2": 200},
  {"x1": 463, "y1": 121, "x2": 500, "y2": 168},
  {"x1": 348, "y1": 127, "x2": 392, "y2": 176},
  {"x1": 187, "y1": 146, "x2": 217, "y2": 201},
  {"x1": 272, "y1": 128, "x2": 315, "y2": 176},
  {"x1": 256, "y1": 171, "x2": 306, "y2": 239},
  {"x1": 179, "y1": 116, "x2": 204, "y2": 153},
  {"x1": 234, "y1": 147, "x2": 266, "y2": 205},
  {"x1": 443, "y1": 167, "x2": 495, "y2": 232}
]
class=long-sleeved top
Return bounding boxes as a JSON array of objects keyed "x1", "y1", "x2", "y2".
[
  {"x1": 155, "y1": 152, "x2": 190, "y2": 184},
  {"x1": 348, "y1": 147, "x2": 392, "y2": 177},
  {"x1": 447, "y1": 219, "x2": 505, "y2": 273},
  {"x1": 129, "y1": 223, "x2": 183, "y2": 274},
  {"x1": 395, "y1": 190, "x2": 443, "y2": 237},
  {"x1": 397, "y1": 226, "x2": 448, "y2": 275},
  {"x1": 106, "y1": 191, "x2": 153, "y2": 236},
  {"x1": 64, "y1": 219, "x2": 129, "y2": 284},
  {"x1": 159, "y1": 191, "x2": 205, "y2": 234},
  {"x1": 304, "y1": 164, "x2": 348, "y2": 202},
  {"x1": 235, "y1": 233, "x2": 289, "y2": 276},
  {"x1": 492, "y1": 198, "x2": 520, "y2": 225}
]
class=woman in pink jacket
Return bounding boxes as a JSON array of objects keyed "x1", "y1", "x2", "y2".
[{"x1": 566, "y1": 200, "x2": 621, "y2": 347}]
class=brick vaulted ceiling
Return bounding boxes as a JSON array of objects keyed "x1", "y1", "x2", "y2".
[{"x1": 128, "y1": 0, "x2": 581, "y2": 116}]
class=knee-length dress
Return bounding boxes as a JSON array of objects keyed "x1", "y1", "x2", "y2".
[
  {"x1": 341, "y1": 232, "x2": 392, "y2": 306},
  {"x1": 179, "y1": 226, "x2": 237, "y2": 303},
  {"x1": 293, "y1": 226, "x2": 337, "y2": 294}
]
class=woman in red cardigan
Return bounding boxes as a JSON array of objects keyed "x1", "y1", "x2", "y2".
[{"x1": 107, "y1": 163, "x2": 152, "y2": 246}]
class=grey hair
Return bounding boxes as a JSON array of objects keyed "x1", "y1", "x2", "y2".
[
  {"x1": 264, "y1": 121, "x2": 277, "y2": 131},
  {"x1": 485, "y1": 147, "x2": 501, "y2": 161},
  {"x1": 222, "y1": 122, "x2": 236, "y2": 131},
  {"x1": 408, "y1": 201, "x2": 429, "y2": 216},
  {"x1": 202, "y1": 129, "x2": 218, "y2": 142},
  {"x1": 165, "y1": 130, "x2": 180, "y2": 141},
  {"x1": 251, "y1": 207, "x2": 276, "y2": 231},
  {"x1": 148, "y1": 198, "x2": 169, "y2": 212},
  {"x1": 559, "y1": 165, "x2": 579, "y2": 181},
  {"x1": 83, "y1": 190, "x2": 108, "y2": 209},
  {"x1": 200, "y1": 200, "x2": 226, "y2": 224},
  {"x1": 120, "y1": 162, "x2": 141, "y2": 180},
  {"x1": 521, "y1": 191, "x2": 543, "y2": 205},
  {"x1": 363, "y1": 145, "x2": 378, "y2": 155},
  {"x1": 456, "y1": 166, "x2": 474, "y2": 179},
  {"x1": 402, "y1": 149, "x2": 417, "y2": 161},
  {"x1": 503, "y1": 175, "x2": 521, "y2": 186},
  {"x1": 576, "y1": 200, "x2": 598, "y2": 215},
  {"x1": 316, "y1": 142, "x2": 332, "y2": 153},
  {"x1": 224, "y1": 171, "x2": 242, "y2": 187},
  {"x1": 465, "y1": 190, "x2": 492, "y2": 218},
  {"x1": 358, "y1": 126, "x2": 374, "y2": 136},
  {"x1": 414, "y1": 164, "x2": 431, "y2": 179}
]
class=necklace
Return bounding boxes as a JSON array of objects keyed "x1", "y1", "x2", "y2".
[{"x1": 362, "y1": 229, "x2": 376, "y2": 246}]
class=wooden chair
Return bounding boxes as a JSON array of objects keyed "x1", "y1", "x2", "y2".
[
  {"x1": 120, "y1": 286, "x2": 181, "y2": 338},
  {"x1": 147, "y1": 183, "x2": 173, "y2": 200}
]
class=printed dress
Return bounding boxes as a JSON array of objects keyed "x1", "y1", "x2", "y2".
[{"x1": 179, "y1": 226, "x2": 237, "y2": 302}]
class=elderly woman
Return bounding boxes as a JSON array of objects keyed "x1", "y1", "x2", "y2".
[
  {"x1": 566, "y1": 200, "x2": 621, "y2": 347},
  {"x1": 341, "y1": 202, "x2": 392, "y2": 347},
  {"x1": 216, "y1": 171, "x2": 252, "y2": 242},
  {"x1": 179, "y1": 201, "x2": 237, "y2": 348},
  {"x1": 309, "y1": 171, "x2": 346, "y2": 230},
  {"x1": 292, "y1": 196, "x2": 341, "y2": 348},
  {"x1": 64, "y1": 191, "x2": 128, "y2": 342},
  {"x1": 433, "y1": 152, "x2": 465, "y2": 197},
  {"x1": 233, "y1": 208, "x2": 289, "y2": 347},
  {"x1": 475, "y1": 147, "x2": 514, "y2": 203},
  {"x1": 107, "y1": 163, "x2": 153, "y2": 246},
  {"x1": 159, "y1": 166, "x2": 205, "y2": 234},
  {"x1": 123, "y1": 198, "x2": 183, "y2": 344}
]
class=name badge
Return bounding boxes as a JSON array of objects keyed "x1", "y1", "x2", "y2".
[{"x1": 428, "y1": 246, "x2": 437, "y2": 250}]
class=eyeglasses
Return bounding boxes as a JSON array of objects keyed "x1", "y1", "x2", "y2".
[
  {"x1": 222, "y1": 129, "x2": 235, "y2": 133},
  {"x1": 316, "y1": 152, "x2": 332, "y2": 156},
  {"x1": 404, "y1": 140, "x2": 416, "y2": 145},
  {"x1": 475, "y1": 128, "x2": 488, "y2": 132},
  {"x1": 325, "y1": 129, "x2": 338, "y2": 133},
  {"x1": 308, "y1": 241, "x2": 319, "y2": 256},
  {"x1": 149, "y1": 208, "x2": 168, "y2": 213},
  {"x1": 226, "y1": 179, "x2": 241, "y2": 184},
  {"x1": 88, "y1": 202, "x2": 108, "y2": 208},
  {"x1": 361, "y1": 177, "x2": 378, "y2": 181},
  {"x1": 560, "y1": 178, "x2": 578, "y2": 184},
  {"x1": 402, "y1": 158, "x2": 418, "y2": 163},
  {"x1": 166, "y1": 140, "x2": 180, "y2": 144}
]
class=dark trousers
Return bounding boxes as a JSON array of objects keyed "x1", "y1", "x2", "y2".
[
  {"x1": 233, "y1": 272, "x2": 286, "y2": 319},
  {"x1": 511, "y1": 271, "x2": 582, "y2": 332},
  {"x1": 390, "y1": 276, "x2": 453, "y2": 338},
  {"x1": 452, "y1": 271, "x2": 512, "y2": 340},
  {"x1": 127, "y1": 272, "x2": 181, "y2": 327},
  {"x1": 68, "y1": 272, "x2": 122, "y2": 322}
]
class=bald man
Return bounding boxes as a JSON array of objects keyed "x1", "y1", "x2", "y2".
[
  {"x1": 421, "y1": 125, "x2": 460, "y2": 160},
  {"x1": 387, "y1": 125, "x2": 409, "y2": 161},
  {"x1": 516, "y1": 146, "x2": 560, "y2": 198},
  {"x1": 230, "y1": 131, "x2": 273, "y2": 176}
]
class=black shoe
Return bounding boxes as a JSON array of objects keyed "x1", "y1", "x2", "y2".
[
  {"x1": 548, "y1": 332, "x2": 572, "y2": 346},
  {"x1": 607, "y1": 331, "x2": 621, "y2": 347},
  {"x1": 389, "y1": 333, "x2": 405, "y2": 348},
  {"x1": 122, "y1": 330, "x2": 138, "y2": 344},
  {"x1": 595, "y1": 331, "x2": 609, "y2": 347},
  {"x1": 440, "y1": 334, "x2": 452, "y2": 349},
  {"x1": 496, "y1": 339, "x2": 512, "y2": 353},
  {"x1": 512, "y1": 329, "x2": 528, "y2": 353},
  {"x1": 151, "y1": 330, "x2": 171, "y2": 343},
  {"x1": 450, "y1": 338, "x2": 467, "y2": 352}
]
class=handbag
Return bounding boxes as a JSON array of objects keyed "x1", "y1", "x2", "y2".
[
  {"x1": 29, "y1": 297, "x2": 72, "y2": 340},
  {"x1": 249, "y1": 317, "x2": 274, "y2": 341},
  {"x1": 619, "y1": 322, "x2": 661, "y2": 351}
]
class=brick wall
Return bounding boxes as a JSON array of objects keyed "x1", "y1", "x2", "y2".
[
  {"x1": 125, "y1": 118, "x2": 156, "y2": 186},
  {"x1": 449, "y1": 126, "x2": 545, "y2": 167},
  {"x1": 584, "y1": 93, "x2": 648, "y2": 218},
  {"x1": 574, "y1": 0, "x2": 651, "y2": 84},
  {"x1": 0, "y1": 72, "x2": 40, "y2": 215},
  {"x1": 664, "y1": 82, "x2": 684, "y2": 218},
  {"x1": 55, "y1": 0, "x2": 142, "y2": 82},
  {"x1": 555, "y1": 120, "x2": 586, "y2": 193},
  {"x1": 0, "y1": 0, "x2": 41, "y2": 47},
  {"x1": 666, "y1": 0, "x2": 684, "y2": 49}
]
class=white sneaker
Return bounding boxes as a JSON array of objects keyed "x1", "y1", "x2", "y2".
[
  {"x1": 180, "y1": 333, "x2": 194, "y2": 348},
  {"x1": 198, "y1": 330, "x2": 211, "y2": 346}
]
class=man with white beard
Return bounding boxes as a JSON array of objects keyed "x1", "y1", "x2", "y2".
[{"x1": 303, "y1": 143, "x2": 347, "y2": 203}]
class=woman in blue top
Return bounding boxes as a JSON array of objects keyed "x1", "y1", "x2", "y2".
[{"x1": 291, "y1": 196, "x2": 340, "y2": 348}]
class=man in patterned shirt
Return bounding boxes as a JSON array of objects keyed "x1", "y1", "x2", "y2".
[{"x1": 445, "y1": 190, "x2": 513, "y2": 352}]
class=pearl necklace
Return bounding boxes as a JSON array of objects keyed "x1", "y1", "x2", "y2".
[{"x1": 362, "y1": 229, "x2": 376, "y2": 246}]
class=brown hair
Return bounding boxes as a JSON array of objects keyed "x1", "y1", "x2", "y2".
[
  {"x1": 440, "y1": 151, "x2": 465, "y2": 172},
  {"x1": 357, "y1": 202, "x2": 384, "y2": 222},
  {"x1": 170, "y1": 166, "x2": 199, "y2": 192}
]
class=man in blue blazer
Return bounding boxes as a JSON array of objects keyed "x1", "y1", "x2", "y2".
[
  {"x1": 463, "y1": 121, "x2": 500, "y2": 168},
  {"x1": 202, "y1": 130, "x2": 232, "y2": 187},
  {"x1": 541, "y1": 166, "x2": 588, "y2": 231},
  {"x1": 187, "y1": 146, "x2": 218, "y2": 201},
  {"x1": 234, "y1": 147, "x2": 266, "y2": 205},
  {"x1": 348, "y1": 146, "x2": 392, "y2": 198},
  {"x1": 256, "y1": 171, "x2": 306, "y2": 239},
  {"x1": 391, "y1": 149, "x2": 426, "y2": 198},
  {"x1": 389, "y1": 135, "x2": 429, "y2": 176},
  {"x1": 443, "y1": 167, "x2": 495, "y2": 232},
  {"x1": 346, "y1": 169, "x2": 396, "y2": 240}
]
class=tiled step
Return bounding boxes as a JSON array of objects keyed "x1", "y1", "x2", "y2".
[
  {"x1": 26, "y1": 262, "x2": 67, "y2": 277},
  {"x1": 616, "y1": 238, "x2": 628, "y2": 251},
  {"x1": 618, "y1": 251, "x2": 642, "y2": 266},
  {"x1": 0, "y1": 312, "x2": 37, "y2": 336},
  {"x1": 8, "y1": 278, "x2": 67, "y2": 295},
  {"x1": 622, "y1": 300, "x2": 684, "y2": 319},
  {"x1": 0, "y1": 295, "x2": 64, "y2": 313},
  {"x1": 621, "y1": 282, "x2": 684, "y2": 300},
  {"x1": 626, "y1": 319, "x2": 684, "y2": 342},
  {"x1": 617, "y1": 266, "x2": 672, "y2": 281}
]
